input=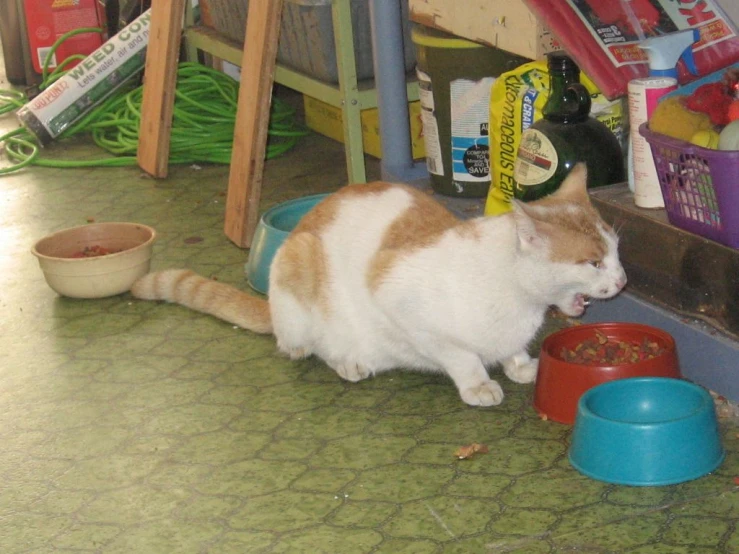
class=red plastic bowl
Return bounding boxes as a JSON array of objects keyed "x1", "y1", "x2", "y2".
[{"x1": 533, "y1": 323, "x2": 681, "y2": 424}]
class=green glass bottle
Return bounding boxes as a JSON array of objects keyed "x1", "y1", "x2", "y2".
[{"x1": 512, "y1": 52, "x2": 625, "y2": 202}]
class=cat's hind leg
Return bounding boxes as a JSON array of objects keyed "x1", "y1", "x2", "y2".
[
  {"x1": 501, "y1": 351, "x2": 538, "y2": 384},
  {"x1": 269, "y1": 290, "x2": 315, "y2": 361},
  {"x1": 269, "y1": 232, "x2": 329, "y2": 361},
  {"x1": 282, "y1": 346, "x2": 311, "y2": 360}
]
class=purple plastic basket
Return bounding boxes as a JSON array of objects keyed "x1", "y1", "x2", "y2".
[{"x1": 640, "y1": 123, "x2": 739, "y2": 249}]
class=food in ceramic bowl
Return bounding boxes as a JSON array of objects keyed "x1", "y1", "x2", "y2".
[{"x1": 32, "y1": 222, "x2": 156, "y2": 298}]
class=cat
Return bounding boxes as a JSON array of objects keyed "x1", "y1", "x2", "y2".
[{"x1": 131, "y1": 163, "x2": 626, "y2": 407}]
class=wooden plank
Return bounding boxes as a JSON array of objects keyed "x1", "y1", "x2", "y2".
[
  {"x1": 183, "y1": 26, "x2": 351, "y2": 106},
  {"x1": 136, "y1": 0, "x2": 186, "y2": 178},
  {"x1": 184, "y1": 26, "x2": 244, "y2": 66},
  {"x1": 223, "y1": 0, "x2": 284, "y2": 248},
  {"x1": 408, "y1": 0, "x2": 558, "y2": 60}
]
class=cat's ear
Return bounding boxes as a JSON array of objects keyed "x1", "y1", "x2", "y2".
[
  {"x1": 511, "y1": 200, "x2": 549, "y2": 251},
  {"x1": 550, "y1": 162, "x2": 590, "y2": 204}
]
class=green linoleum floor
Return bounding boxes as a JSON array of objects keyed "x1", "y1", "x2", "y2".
[{"x1": 2, "y1": 69, "x2": 738, "y2": 553}]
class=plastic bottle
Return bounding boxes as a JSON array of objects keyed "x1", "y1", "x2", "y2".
[
  {"x1": 512, "y1": 52, "x2": 624, "y2": 202},
  {"x1": 628, "y1": 29, "x2": 699, "y2": 207}
]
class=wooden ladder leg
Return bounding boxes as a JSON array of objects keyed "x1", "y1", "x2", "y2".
[
  {"x1": 136, "y1": 0, "x2": 186, "y2": 178},
  {"x1": 182, "y1": 0, "x2": 199, "y2": 63},
  {"x1": 223, "y1": 0, "x2": 284, "y2": 248},
  {"x1": 332, "y1": 0, "x2": 366, "y2": 185}
]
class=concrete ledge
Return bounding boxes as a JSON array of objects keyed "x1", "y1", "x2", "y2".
[{"x1": 590, "y1": 183, "x2": 739, "y2": 341}]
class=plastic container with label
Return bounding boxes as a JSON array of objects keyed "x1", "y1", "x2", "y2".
[{"x1": 412, "y1": 24, "x2": 529, "y2": 198}]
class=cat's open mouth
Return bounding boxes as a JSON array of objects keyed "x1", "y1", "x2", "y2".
[{"x1": 565, "y1": 293, "x2": 590, "y2": 317}]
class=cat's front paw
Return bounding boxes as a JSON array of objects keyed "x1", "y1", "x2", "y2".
[
  {"x1": 331, "y1": 360, "x2": 371, "y2": 383},
  {"x1": 503, "y1": 356, "x2": 539, "y2": 384},
  {"x1": 460, "y1": 380, "x2": 504, "y2": 407}
]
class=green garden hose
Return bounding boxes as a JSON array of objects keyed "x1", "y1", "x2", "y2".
[
  {"x1": 0, "y1": 29, "x2": 308, "y2": 175},
  {"x1": 0, "y1": 89, "x2": 26, "y2": 116}
]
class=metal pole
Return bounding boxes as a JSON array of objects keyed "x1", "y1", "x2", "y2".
[{"x1": 368, "y1": 0, "x2": 427, "y2": 182}]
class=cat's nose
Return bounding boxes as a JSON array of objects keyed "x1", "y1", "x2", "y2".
[{"x1": 616, "y1": 275, "x2": 627, "y2": 290}]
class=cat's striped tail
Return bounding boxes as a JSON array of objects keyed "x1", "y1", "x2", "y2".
[{"x1": 131, "y1": 269, "x2": 273, "y2": 334}]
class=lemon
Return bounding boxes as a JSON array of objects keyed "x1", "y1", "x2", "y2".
[{"x1": 690, "y1": 129, "x2": 720, "y2": 149}]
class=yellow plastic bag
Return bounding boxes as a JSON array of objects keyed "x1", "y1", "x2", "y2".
[{"x1": 484, "y1": 61, "x2": 624, "y2": 215}]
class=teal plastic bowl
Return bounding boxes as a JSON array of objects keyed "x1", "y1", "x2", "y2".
[
  {"x1": 569, "y1": 377, "x2": 725, "y2": 486},
  {"x1": 245, "y1": 194, "x2": 328, "y2": 294}
]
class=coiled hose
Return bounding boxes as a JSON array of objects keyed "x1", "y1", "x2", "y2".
[{"x1": 0, "y1": 29, "x2": 308, "y2": 175}]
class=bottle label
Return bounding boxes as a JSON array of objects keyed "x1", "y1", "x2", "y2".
[
  {"x1": 416, "y1": 68, "x2": 444, "y2": 176},
  {"x1": 513, "y1": 129, "x2": 558, "y2": 186},
  {"x1": 451, "y1": 77, "x2": 495, "y2": 183}
]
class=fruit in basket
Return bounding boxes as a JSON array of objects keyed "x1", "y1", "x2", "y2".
[
  {"x1": 718, "y1": 120, "x2": 739, "y2": 151},
  {"x1": 690, "y1": 129, "x2": 720, "y2": 149},
  {"x1": 649, "y1": 96, "x2": 712, "y2": 142},
  {"x1": 728, "y1": 100, "x2": 739, "y2": 123}
]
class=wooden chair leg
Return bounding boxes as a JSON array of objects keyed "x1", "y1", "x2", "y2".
[
  {"x1": 136, "y1": 0, "x2": 186, "y2": 178},
  {"x1": 223, "y1": 0, "x2": 284, "y2": 248}
]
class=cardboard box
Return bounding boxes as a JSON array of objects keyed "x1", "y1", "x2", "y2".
[
  {"x1": 409, "y1": 0, "x2": 558, "y2": 60},
  {"x1": 303, "y1": 96, "x2": 425, "y2": 160}
]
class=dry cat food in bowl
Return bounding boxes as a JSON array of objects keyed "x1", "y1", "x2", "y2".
[
  {"x1": 32, "y1": 222, "x2": 156, "y2": 298},
  {"x1": 533, "y1": 323, "x2": 681, "y2": 424}
]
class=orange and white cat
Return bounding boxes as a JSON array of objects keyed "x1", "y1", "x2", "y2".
[{"x1": 132, "y1": 164, "x2": 626, "y2": 407}]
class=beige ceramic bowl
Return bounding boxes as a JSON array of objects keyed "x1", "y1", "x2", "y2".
[{"x1": 32, "y1": 222, "x2": 156, "y2": 298}]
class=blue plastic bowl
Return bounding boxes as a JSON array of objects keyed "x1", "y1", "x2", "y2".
[
  {"x1": 245, "y1": 194, "x2": 328, "y2": 294},
  {"x1": 569, "y1": 377, "x2": 725, "y2": 486}
]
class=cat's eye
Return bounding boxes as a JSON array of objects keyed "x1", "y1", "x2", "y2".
[{"x1": 587, "y1": 260, "x2": 602, "y2": 269}]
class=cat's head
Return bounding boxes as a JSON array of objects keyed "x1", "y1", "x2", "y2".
[{"x1": 512, "y1": 163, "x2": 627, "y2": 317}]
